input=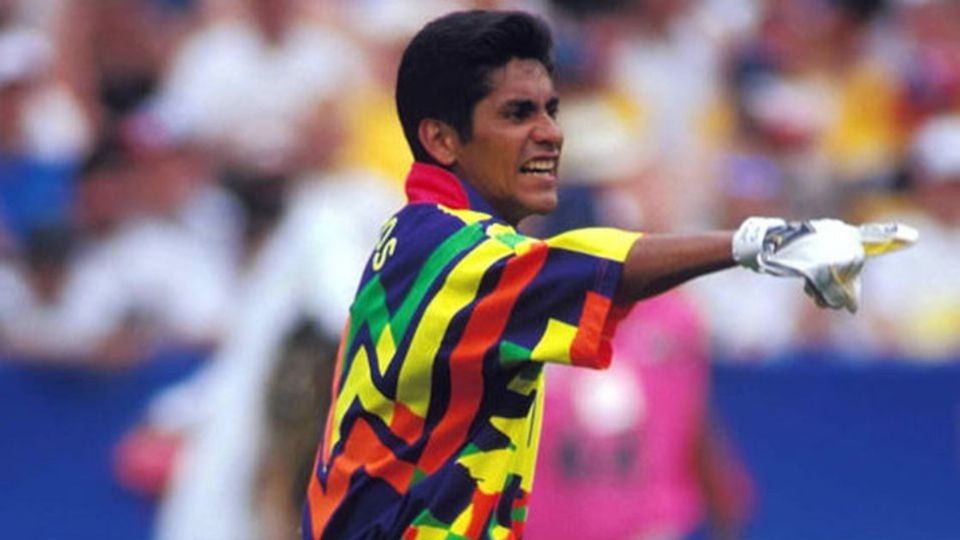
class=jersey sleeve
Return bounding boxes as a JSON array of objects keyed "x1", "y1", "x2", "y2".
[{"x1": 482, "y1": 225, "x2": 641, "y2": 370}]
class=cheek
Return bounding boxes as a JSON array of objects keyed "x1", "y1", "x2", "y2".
[
  {"x1": 477, "y1": 140, "x2": 518, "y2": 189},
  {"x1": 495, "y1": 138, "x2": 525, "y2": 173}
]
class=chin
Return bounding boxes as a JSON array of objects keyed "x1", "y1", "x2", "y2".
[{"x1": 527, "y1": 194, "x2": 558, "y2": 217}]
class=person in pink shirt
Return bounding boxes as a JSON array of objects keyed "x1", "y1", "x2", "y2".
[{"x1": 526, "y1": 291, "x2": 753, "y2": 540}]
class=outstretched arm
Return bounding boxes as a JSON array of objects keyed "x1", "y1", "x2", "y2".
[
  {"x1": 614, "y1": 219, "x2": 917, "y2": 311},
  {"x1": 616, "y1": 232, "x2": 735, "y2": 302}
]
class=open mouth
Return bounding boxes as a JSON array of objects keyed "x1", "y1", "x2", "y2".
[{"x1": 519, "y1": 158, "x2": 558, "y2": 178}]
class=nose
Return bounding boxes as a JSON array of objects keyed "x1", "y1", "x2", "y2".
[{"x1": 531, "y1": 114, "x2": 563, "y2": 149}]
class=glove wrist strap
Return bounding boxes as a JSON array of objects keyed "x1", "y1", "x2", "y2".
[{"x1": 733, "y1": 217, "x2": 786, "y2": 271}]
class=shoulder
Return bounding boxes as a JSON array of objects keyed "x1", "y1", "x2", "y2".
[
  {"x1": 390, "y1": 203, "x2": 496, "y2": 246},
  {"x1": 543, "y1": 227, "x2": 640, "y2": 262},
  {"x1": 364, "y1": 203, "x2": 529, "y2": 281},
  {"x1": 362, "y1": 204, "x2": 478, "y2": 273}
]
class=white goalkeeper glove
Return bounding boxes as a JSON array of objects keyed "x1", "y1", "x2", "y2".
[{"x1": 733, "y1": 218, "x2": 917, "y2": 313}]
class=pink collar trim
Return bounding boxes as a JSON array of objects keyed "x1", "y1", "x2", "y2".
[{"x1": 404, "y1": 163, "x2": 470, "y2": 209}]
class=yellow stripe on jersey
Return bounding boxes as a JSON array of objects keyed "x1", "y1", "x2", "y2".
[
  {"x1": 522, "y1": 383, "x2": 545, "y2": 492},
  {"x1": 331, "y1": 347, "x2": 394, "y2": 450},
  {"x1": 396, "y1": 238, "x2": 514, "y2": 417},
  {"x1": 450, "y1": 503, "x2": 475, "y2": 536},
  {"x1": 438, "y1": 206, "x2": 491, "y2": 226},
  {"x1": 546, "y1": 228, "x2": 641, "y2": 261},
  {"x1": 458, "y1": 371, "x2": 545, "y2": 494},
  {"x1": 531, "y1": 318, "x2": 579, "y2": 365},
  {"x1": 411, "y1": 525, "x2": 448, "y2": 540},
  {"x1": 458, "y1": 446, "x2": 515, "y2": 494},
  {"x1": 375, "y1": 324, "x2": 397, "y2": 376}
]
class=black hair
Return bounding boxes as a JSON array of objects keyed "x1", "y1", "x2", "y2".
[{"x1": 396, "y1": 10, "x2": 554, "y2": 164}]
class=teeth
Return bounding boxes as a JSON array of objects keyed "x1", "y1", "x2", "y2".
[{"x1": 521, "y1": 159, "x2": 556, "y2": 174}]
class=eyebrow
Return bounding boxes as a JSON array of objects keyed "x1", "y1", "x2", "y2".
[
  {"x1": 499, "y1": 95, "x2": 560, "y2": 113},
  {"x1": 500, "y1": 99, "x2": 536, "y2": 114}
]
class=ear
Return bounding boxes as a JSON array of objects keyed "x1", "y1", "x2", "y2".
[{"x1": 418, "y1": 119, "x2": 460, "y2": 167}]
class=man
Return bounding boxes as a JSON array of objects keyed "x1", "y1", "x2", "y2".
[{"x1": 303, "y1": 10, "x2": 886, "y2": 539}]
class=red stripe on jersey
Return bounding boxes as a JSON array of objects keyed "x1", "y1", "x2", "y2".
[
  {"x1": 570, "y1": 291, "x2": 619, "y2": 368},
  {"x1": 466, "y1": 490, "x2": 499, "y2": 539},
  {"x1": 418, "y1": 242, "x2": 549, "y2": 473},
  {"x1": 309, "y1": 417, "x2": 416, "y2": 537},
  {"x1": 390, "y1": 400, "x2": 425, "y2": 446},
  {"x1": 306, "y1": 318, "x2": 354, "y2": 538}
]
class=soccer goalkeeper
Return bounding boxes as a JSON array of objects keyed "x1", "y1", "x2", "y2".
[{"x1": 302, "y1": 10, "x2": 913, "y2": 540}]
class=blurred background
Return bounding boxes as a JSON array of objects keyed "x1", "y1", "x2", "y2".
[{"x1": 0, "y1": 0, "x2": 957, "y2": 539}]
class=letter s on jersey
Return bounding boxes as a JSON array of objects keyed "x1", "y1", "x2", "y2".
[{"x1": 372, "y1": 217, "x2": 398, "y2": 271}]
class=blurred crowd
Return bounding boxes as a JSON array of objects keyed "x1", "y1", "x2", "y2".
[
  {"x1": 2, "y1": 0, "x2": 958, "y2": 370},
  {"x1": 2, "y1": 0, "x2": 958, "y2": 538}
]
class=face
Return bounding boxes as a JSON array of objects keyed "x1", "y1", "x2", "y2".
[{"x1": 452, "y1": 58, "x2": 563, "y2": 225}]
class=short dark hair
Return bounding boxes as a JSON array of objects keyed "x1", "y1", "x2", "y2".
[{"x1": 396, "y1": 10, "x2": 554, "y2": 164}]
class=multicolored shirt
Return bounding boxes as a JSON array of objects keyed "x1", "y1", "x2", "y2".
[{"x1": 303, "y1": 163, "x2": 640, "y2": 540}]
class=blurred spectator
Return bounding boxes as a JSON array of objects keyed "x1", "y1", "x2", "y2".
[
  {"x1": 725, "y1": 0, "x2": 899, "y2": 217},
  {"x1": 336, "y1": 0, "x2": 439, "y2": 185},
  {"x1": 59, "y1": 0, "x2": 187, "y2": 131},
  {"x1": 149, "y1": 102, "x2": 401, "y2": 540},
  {"x1": 257, "y1": 319, "x2": 339, "y2": 540},
  {"x1": 0, "y1": 17, "x2": 90, "y2": 159},
  {"x1": 856, "y1": 114, "x2": 960, "y2": 360},
  {"x1": 75, "y1": 133, "x2": 136, "y2": 240},
  {"x1": 3, "y1": 98, "x2": 234, "y2": 365},
  {"x1": 77, "y1": 138, "x2": 236, "y2": 352},
  {"x1": 889, "y1": 0, "x2": 960, "y2": 131},
  {"x1": 0, "y1": 223, "x2": 143, "y2": 365},
  {"x1": 123, "y1": 112, "x2": 245, "y2": 270},
  {"x1": 0, "y1": 22, "x2": 88, "y2": 252},
  {"x1": 150, "y1": 0, "x2": 366, "y2": 168},
  {"x1": 23, "y1": 130, "x2": 236, "y2": 364},
  {"x1": 527, "y1": 293, "x2": 753, "y2": 540},
  {"x1": 607, "y1": 0, "x2": 758, "y2": 231}
]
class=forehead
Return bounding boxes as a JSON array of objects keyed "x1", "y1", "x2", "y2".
[{"x1": 484, "y1": 58, "x2": 555, "y2": 101}]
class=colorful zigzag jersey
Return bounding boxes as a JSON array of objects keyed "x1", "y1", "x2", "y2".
[{"x1": 303, "y1": 164, "x2": 640, "y2": 540}]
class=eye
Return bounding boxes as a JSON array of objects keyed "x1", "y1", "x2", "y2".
[
  {"x1": 504, "y1": 106, "x2": 532, "y2": 122},
  {"x1": 502, "y1": 101, "x2": 536, "y2": 123},
  {"x1": 547, "y1": 102, "x2": 559, "y2": 119}
]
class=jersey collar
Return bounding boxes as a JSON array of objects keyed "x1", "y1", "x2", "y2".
[{"x1": 404, "y1": 162, "x2": 502, "y2": 220}]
